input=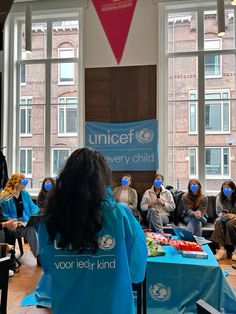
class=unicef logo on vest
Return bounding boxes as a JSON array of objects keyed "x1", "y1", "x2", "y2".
[
  {"x1": 98, "y1": 235, "x2": 115, "y2": 250},
  {"x1": 136, "y1": 128, "x2": 154, "y2": 144},
  {"x1": 149, "y1": 283, "x2": 171, "y2": 302}
]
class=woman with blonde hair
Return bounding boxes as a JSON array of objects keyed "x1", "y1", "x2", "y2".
[
  {"x1": 0, "y1": 173, "x2": 40, "y2": 262},
  {"x1": 181, "y1": 179, "x2": 208, "y2": 236}
]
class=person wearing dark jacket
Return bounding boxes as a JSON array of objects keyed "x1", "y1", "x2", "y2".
[{"x1": 37, "y1": 177, "x2": 55, "y2": 213}]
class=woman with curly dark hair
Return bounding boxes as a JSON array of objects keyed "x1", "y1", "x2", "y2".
[
  {"x1": 211, "y1": 180, "x2": 236, "y2": 261},
  {"x1": 38, "y1": 148, "x2": 147, "y2": 314},
  {"x1": 181, "y1": 179, "x2": 208, "y2": 236}
]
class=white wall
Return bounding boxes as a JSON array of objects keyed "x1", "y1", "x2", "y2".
[
  {"x1": 0, "y1": 51, "x2": 3, "y2": 73},
  {"x1": 84, "y1": 0, "x2": 157, "y2": 68}
]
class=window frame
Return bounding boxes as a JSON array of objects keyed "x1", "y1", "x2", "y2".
[
  {"x1": 159, "y1": 1, "x2": 236, "y2": 192},
  {"x1": 19, "y1": 148, "x2": 33, "y2": 178},
  {"x1": 2, "y1": 9, "x2": 84, "y2": 184}
]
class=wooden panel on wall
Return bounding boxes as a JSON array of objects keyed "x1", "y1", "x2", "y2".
[{"x1": 85, "y1": 65, "x2": 157, "y2": 195}]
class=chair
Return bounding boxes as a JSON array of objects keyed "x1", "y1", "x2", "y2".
[
  {"x1": 0, "y1": 256, "x2": 10, "y2": 314},
  {"x1": 196, "y1": 299, "x2": 221, "y2": 314},
  {"x1": 132, "y1": 276, "x2": 146, "y2": 314}
]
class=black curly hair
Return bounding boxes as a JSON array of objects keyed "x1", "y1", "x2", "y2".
[{"x1": 45, "y1": 148, "x2": 111, "y2": 253}]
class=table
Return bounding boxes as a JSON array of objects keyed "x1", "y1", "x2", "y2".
[{"x1": 146, "y1": 245, "x2": 236, "y2": 314}]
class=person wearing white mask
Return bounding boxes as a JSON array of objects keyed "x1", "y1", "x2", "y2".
[
  {"x1": 141, "y1": 174, "x2": 175, "y2": 232},
  {"x1": 181, "y1": 179, "x2": 208, "y2": 236},
  {"x1": 211, "y1": 180, "x2": 236, "y2": 261}
]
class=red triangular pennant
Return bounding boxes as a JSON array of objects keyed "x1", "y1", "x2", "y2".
[{"x1": 92, "y1": 0, "x2": 137, "y2": 64}]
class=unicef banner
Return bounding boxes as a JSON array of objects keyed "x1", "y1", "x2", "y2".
[{"x1": 85, "y1": 119, "x2": 158, "y2": 171}]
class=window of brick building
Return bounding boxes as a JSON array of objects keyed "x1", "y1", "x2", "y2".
[
  {"x1": 189, "y1": 91, "x2": 230, "y2": 134},
  {"x1": 58, "y1": 48, "x2": 74, "y2": 84},
  {"x1": 19, "y1": 149, "x2": 32, "y2": 177},
  {"x1": 20, "y1": 97, "x2": 32, "y2": 136},
  {"x1": 161, "y1": 3, "x2": 236, "y2": 192},
  {"x1": 58, "y1": 97, "x2": 77, "y2": 135},
  {"x1": 52, "y1": 149, "x2": 70, "y2": 176}
]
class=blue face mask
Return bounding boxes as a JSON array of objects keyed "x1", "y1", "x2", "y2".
[
  {"x1": 44, "y1": 182, "x2": 53, "y2": 191},
  {"x1": 21, "y1": 178, "x2": 28, "y2": 187},
  {"x1": 190, "y1": 184, "x2": 199, "y2": 192},
  {"x1": 223, "y1": 187, "x2": 232, "y2": 197},
  {"x1": 121, "y1": 178, "x2": 129, "y2": 186},
  {"x1": 154, "y1": 179, "x2": 162, "y2": 188}
]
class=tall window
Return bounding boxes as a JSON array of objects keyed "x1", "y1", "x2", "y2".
[
  {"x1": 19, "y1": 149, "x2": 32, "y2": 177},
  {"x1": 3, "y1": 9, "x2": 82, "y2": 189},
  {"x1": 58, "y1": 97, "x2": 78, "y2": 135},
  {"x1": 189, "y1": 91, "x2": 230, "y2": 133},
  {"x1": 163, "y1": 3, "x2": 235, "y2": 192},
  {"x1": 58, "y1": 48, "x2": 74, "y2": 84},
  {"x1": 204, "y1": 39, "x2": 222, "y2": 77},
  {"x1": 20, "y1": 97, "x2": 32, "y2": 136}
]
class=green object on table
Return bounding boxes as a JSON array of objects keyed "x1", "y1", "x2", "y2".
[{"x1": 146, "y1": 237, "x2": 166, "y2": 257}]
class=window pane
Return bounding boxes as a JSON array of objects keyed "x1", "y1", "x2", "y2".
[
  {"x1": 205, "y1": 148, "x2": 221, "y2": 175},
  {"x1": 53, "y1": 150, "x2": 69, "y2": 175},
  {"x1": 20, "y1": 64, "x2": 46, "y2": 104},
  {"x1": 20, "y1": 109, "x2": 26, "y2": 134},
  {"x1": 20, "y1": 22, "x2": 47, "y2": 60},
  {"x1": 189, "y1": 148, "x2": 196, "y2": 176},
  {"x1": 168, "y1": 12, "x2": 198, "y2": 53},
  {"x1": 52, "y1": 20, "x2": 79, "y2": 59},
  {"x1": 59, "y1": 108, "x2": 64, "y2": 134},
  {"x1": 204, "y1": 10, "x2": 234, "y2": 50},
  {"x1": 66, "y1": 108, "x2": 77, "y2": 133},
  {"x1": 20, "y1": 64, "x2": 26, "y2": 84},
  {"x1": 223, "y1": 148, "x2": 229, "y2": 176},
  {"x1": 189, "y1": 102, "x2": 196, "y2": 132},
  {"x1": 205, "y1": 55, "x2": 221, "y2": 76},
  {"x1": 168, "y1": 57, "x2": 198, "y2": 102},
  {"x1": 59, "y1": 62, "x2": 74, "y2": 82},
  {"x1": 205, "y1": 103, "x2": 221, "y2": 130},
  {"x1": 27, "y1": 150, "x2": 32, "y2": 174},
  {"x1": 223, "y1": 103, "x2": 229, "y2": 131},
  {"x1": 20, "y1": 150, "x2": 26, "y2": 173},
  {"x1": 19, "y1": 105, "x2": 45, "y2": 147}
]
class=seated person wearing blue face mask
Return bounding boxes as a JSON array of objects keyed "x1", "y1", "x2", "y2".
[
  {"x1": 113, "y1": 174, "x2": 141, "y2": 221},
  {"x1": 0, "y1": 173, "x2": 40, "y2": 262},
  {"x1": 181, "y1": 179, "x2": 208, "y2": 236},
  {"x1": 211, "y1": 180, "x2": 236, "y2": 261},
  {"x1": 141, "y1": 174, "x2": 175, "y2": 232},
  {"x1": 38, "y1": 177, "x2": 56, "y2": 214}
]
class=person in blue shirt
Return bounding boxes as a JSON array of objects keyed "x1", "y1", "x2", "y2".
[
  {"x1": 38, "y1": 148, "x2": 147, "y2": 314},
  {"x1": 0, "y1": 173, "x2": 40, "y2": 261}
]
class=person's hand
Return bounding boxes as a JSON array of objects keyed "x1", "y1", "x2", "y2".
[
  {"x1": 194, "y1": 211, "x2": 202, "y2": 219},
  {"x1": 3, "y1": 219, "x2": 17, "y2": 230},
  {"x1": 156, "y1": 198, "x2": 165, "y2": 206},
  {"x1": 148, "y1": 201, "x2": 157, "y2": 208},
  {"x1": 224, "y1": 213, "x2": 236, "y2": 220}
]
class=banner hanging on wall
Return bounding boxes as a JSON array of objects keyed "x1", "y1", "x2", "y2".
[
  {"x1": 85, "y1": 119, "x2": 158, "y2": 171},
  {"x1": 92, "y1": 0, "x2": 137, "y2": 64}
]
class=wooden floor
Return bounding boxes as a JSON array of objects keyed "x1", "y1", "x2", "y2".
[{"x1": 6, "y1": 244, "x2": 236, "y2": 314}]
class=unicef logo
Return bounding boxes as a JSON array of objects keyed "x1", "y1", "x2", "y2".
[
  {"x1": 98, "y1": 235, "x2": 115, "y2": 250},
  {"x1": 149, "y1": 283, "x2": 171, "y2": 302},
  {"x1": 136, "y1": 128, "x2": 154, "y2": 144}
]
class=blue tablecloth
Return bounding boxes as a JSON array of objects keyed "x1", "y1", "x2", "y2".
[{"x1": 146, "y1": 245, "x2": 236, "y2": 314}]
